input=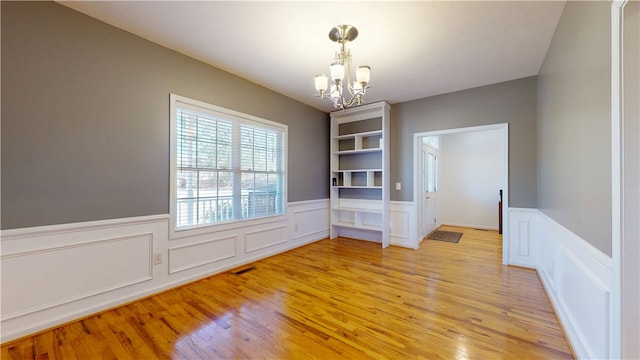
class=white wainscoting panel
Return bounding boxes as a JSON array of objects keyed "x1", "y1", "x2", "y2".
[
  {"x1": 534, "y1": 210, "x2": 613, "y2": 360},
  {"x1": 0, "y1": 199, "x2": 329, "y2": 343},
  {"x1": 169, "y1": 235, "x2": 237, "y2": 274},
  {"x1": 390, "y1": 201, "x2": 417, "y2": 249},
  {"x1": 0, "y1": 215, "x2": 169, "y2": 343},
  {"x1": 2, "y1": 233, "x2": 153, "y2": 320},
  {"x1": 506, "y1": 208, "x2": 539, "y2": 268},
  {"x1": 537, "y1": 219, "x2": 555, "y2": 290},
  {"x1": 290, "y1": 200, "x2": 330, "y2": 243},
  {"x1": 245, "y1": 225, "x2": 288, "y2": 253},
  {"x1": 556, "y1": 247, "x2": 611, "y2": 358},
  {"x1": 506, "y1": 208, "x2": 614, "y2": 359}
]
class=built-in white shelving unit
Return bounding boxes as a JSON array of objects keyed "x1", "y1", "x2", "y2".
[{"x1": 330, "y1": 101, "x2": 390, "y2": 248}]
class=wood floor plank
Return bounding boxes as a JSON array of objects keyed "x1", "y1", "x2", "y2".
[{"x1": 1, "y1": 226, "x2": 574, "y2": 359}]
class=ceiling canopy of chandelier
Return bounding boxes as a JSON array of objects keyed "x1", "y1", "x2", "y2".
[{"x1": 314, "y1": 25, "x2": 371, "y2": 110}]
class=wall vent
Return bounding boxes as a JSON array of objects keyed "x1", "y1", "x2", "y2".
[{"x1": 231, "y1": 266, "x2": 256, "y2": 275}]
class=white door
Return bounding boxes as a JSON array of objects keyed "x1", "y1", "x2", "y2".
[{"x1": 421, "y1": 142, "x2": 439, "y2": 238}]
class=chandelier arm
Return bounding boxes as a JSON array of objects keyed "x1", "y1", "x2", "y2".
[{"x1": 344, "y1": 92, "x2": 362, "y2": 108}]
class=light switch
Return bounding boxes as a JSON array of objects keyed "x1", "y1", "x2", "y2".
[{"x1": 395, "y1": 182, "x2": 401, "y2": 190}]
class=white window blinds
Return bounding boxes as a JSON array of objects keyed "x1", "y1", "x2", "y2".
[{"x1": 172, "y1": 95, "x2": 286, "y2": 231}]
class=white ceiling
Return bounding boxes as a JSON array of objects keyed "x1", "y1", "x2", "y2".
[{"x1": 59, "y1": 1, "x2": 566, "y2": 113}]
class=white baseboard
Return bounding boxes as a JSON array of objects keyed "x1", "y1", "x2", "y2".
[
  {"x1": 0, "y1": 199, "x2": 329, "y2": 343},
  {"x1": 506, "y1": 208, "x2": 614, "y2": 360},
  {"x1": 439, "y1": 222, "x2": 499, "y2": 231}
]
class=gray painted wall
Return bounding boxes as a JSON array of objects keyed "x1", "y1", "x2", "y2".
[
  {"x1": 537, "y1": 1, "x2": 611, "y2": 256},
  {"x1": 1, "y1": 2, "x2": 329, "y2": 229},
  {"x1": 390, "y1": 76, "x2": 537, "y2": 208}
]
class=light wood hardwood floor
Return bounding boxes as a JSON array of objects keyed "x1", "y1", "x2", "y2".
[{"x1": 2, "y1": 226, "x2": 574, "y2": 359}]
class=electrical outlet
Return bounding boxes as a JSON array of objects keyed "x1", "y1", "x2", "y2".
[
  {"x1": 395, "y1": 182, "x2": 401, "y2": 190},
  {"x1": 153, "y1": 252, "x2": 162, "y2": 265}
]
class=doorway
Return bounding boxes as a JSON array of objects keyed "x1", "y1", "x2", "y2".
[{"x1": 413, "y1": 123, "x2": 509, "y2": 264}]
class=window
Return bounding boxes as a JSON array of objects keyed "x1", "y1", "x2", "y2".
[
  {"x1": 423, "y1": 135, "x2": 439, "y2": 149},
  {"x1": 171, "y1": 94, "x2": 286, "y2": 232},
  {"x1": 426, "y1": 152, "x2": 438, "y2": 193}
]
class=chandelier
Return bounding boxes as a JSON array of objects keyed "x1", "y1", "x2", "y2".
[{"x1": 314, "y1": 25, "x2": 371, "y2": 110}]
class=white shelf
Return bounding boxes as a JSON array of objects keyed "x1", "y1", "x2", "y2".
[
  {"x1": 334, "y1": 148, "x2": 382, "y2": 155},
  {"x1": 331, "y1": 169, "x2": 383, "y2": 187},
  {"x1": 331, "y1": 206, "x2": 383, "y2": 231},
  {"x1": 334, "y1": 127, "x2": 383, "y2": 152},
  {"x1": 332, "y1": 222, "x2": 382, "y2": 232},
  {"x1": 332, "y1": 186, "x2": 382, "y2": 189},
  {"x1": 332, "y1": 207, "x2": 383, "y2": 214},
  {"x1": 333, "y1": 168, "x2": 383, "y2": 172},
  {"x1": 333, "y1": 130, "x2": 382, "y2": 140}
]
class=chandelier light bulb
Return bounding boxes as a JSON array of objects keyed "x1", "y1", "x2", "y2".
[
  {"x1": 356, "y1": 65, "x2": 370, "y2": 84},
  {"x1": 315, "y1": 74, "x2": 328, "y2": 92},
  {"x1": 330, "y1": 63, "x2": 345, "y2": 81}
]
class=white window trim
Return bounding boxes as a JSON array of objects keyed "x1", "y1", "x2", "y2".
[{"x1": 169, "y1": 94, "x2": 288, "y2": 240}]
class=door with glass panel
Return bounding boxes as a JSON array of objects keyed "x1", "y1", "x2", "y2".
[{"x1": 421, "y1": 137, "x2": 439, "y2": 238}]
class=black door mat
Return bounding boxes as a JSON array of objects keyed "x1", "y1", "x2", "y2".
[{"x1": 427, "y1": 230, "x2": 463, "y2": 243}]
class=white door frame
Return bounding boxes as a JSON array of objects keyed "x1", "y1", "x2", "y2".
[
  {"x1": 413, "y1": 123, "x2": 509, "y2": 263},
  {"x1": 611, "y1": 1, "x2": 637, "y2": 358}
]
